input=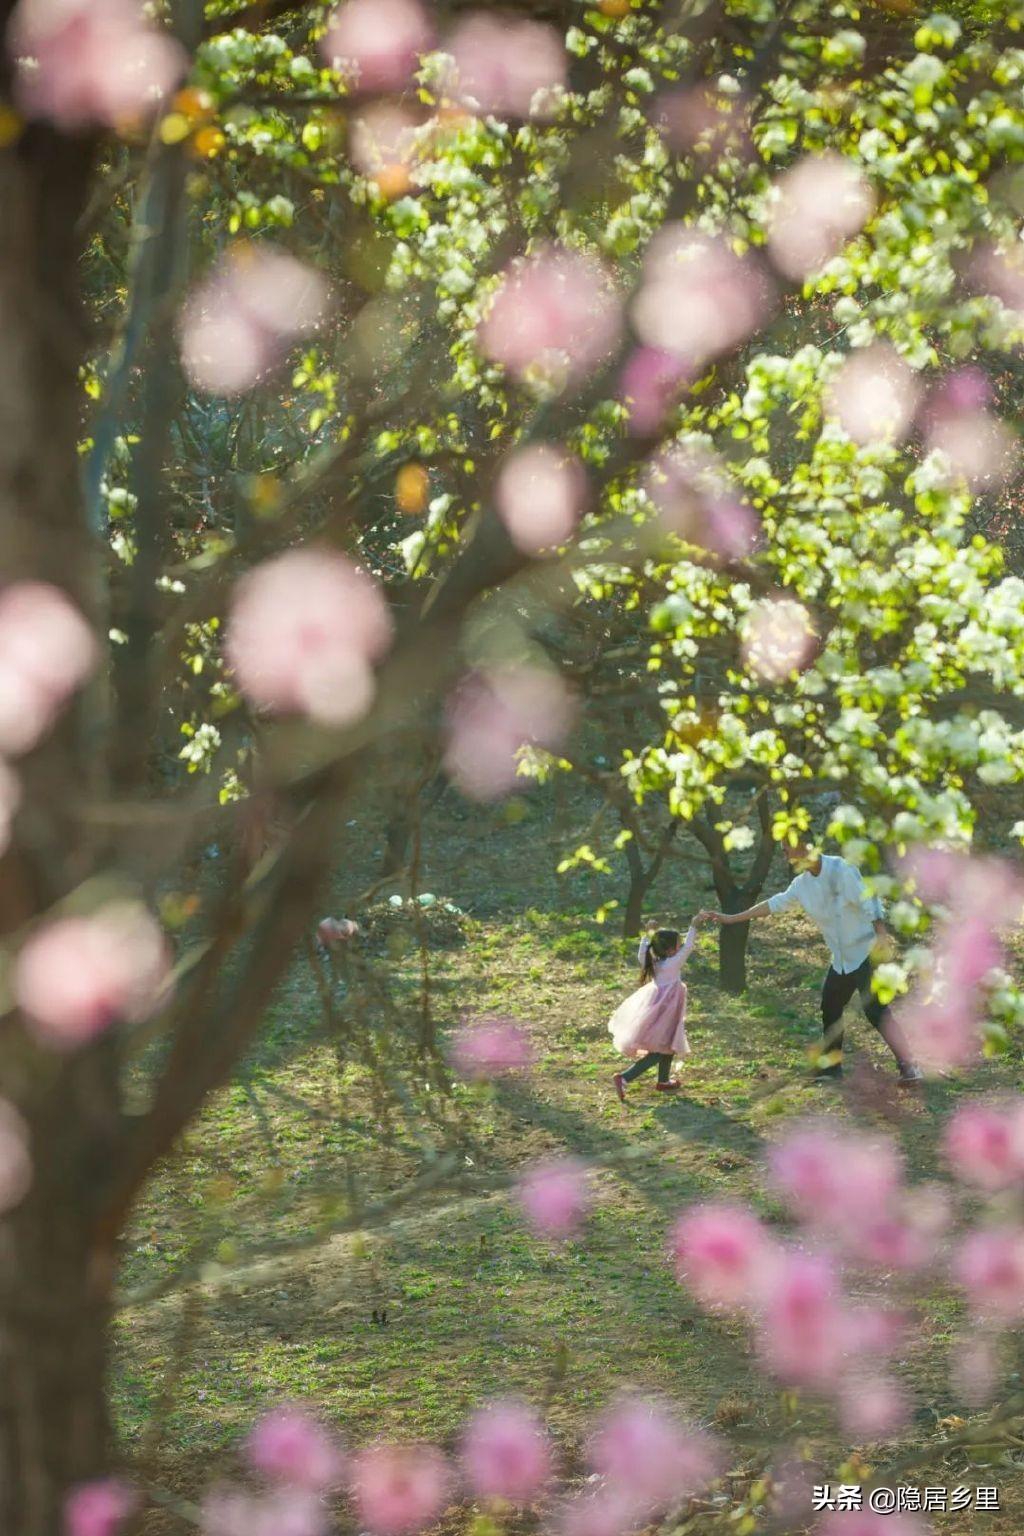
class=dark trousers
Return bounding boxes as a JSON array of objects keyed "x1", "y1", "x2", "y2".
[
  {"x1": 820, "y1": 958, "x2": 909, "y2": 1073},
  {"x1": 622, "y1": 1052, "x2": 673, "y2": 1084}
]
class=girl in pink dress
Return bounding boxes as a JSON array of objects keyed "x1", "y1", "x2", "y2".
[{"x1": 610, "y1": 921, "x2": 699, "y2": 1099}]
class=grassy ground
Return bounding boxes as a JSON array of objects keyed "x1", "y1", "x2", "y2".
[{"x1": 117, "y1": 785, "x2": 1024, "y2": 1532}]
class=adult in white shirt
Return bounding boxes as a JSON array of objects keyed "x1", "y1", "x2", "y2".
[{"x1": 700, "y1": 844, "x2": 922, "y2": 1084}]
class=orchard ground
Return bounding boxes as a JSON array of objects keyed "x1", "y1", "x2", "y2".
[{"x1": 117, "y1": 782, "x2": 1024, "y2": 1533}]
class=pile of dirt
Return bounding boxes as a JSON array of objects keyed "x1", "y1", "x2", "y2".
[{"x1": 358, "y1": 893, "x2": 469, "y2": 952}]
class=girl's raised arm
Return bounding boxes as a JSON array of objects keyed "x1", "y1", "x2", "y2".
[{"x1": 678, "y1": 922, "x2": 698, "y2": 965}]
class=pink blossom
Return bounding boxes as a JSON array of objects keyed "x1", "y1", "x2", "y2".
[
  {"x1": 619, "y1": 347, "x2": 688, "y2": 436},
  {"x1": 951, "y1": 1334, "x2": 1000, "y2": 1407},
  {"x1": 926, "y1": 409, "x2": 1017, "y2": 491},
  {"x1": 446, "y1": 15, "x2": 566, "y2": 119},
  {"x1": 479, "y1": 246, "x2": 622, "y2": 390},
  {"x1": 669, "y1": 1202, "x2": 777, "y2": 1312},
  {"x1": 755, "y1": 1251, "x2": 846, "y2": 1387},
  {"x1": 16, "y1": 902, "x2": 171, "y2": 1049},
  {"x1": 516, "y1": 1157, "x2": 591, "y2": 1242},
  {"x1": 944, "y1": 1101, "x2": 1024, "y2": 1190},
  {"x1": 895, "y1": 992, "x2": 978, "y2": 1075},
  {"x1": 942, "y1": 915, "x2": 1004, "y2": 991},
  {"x1": 855, "y1": 1188, "x2": 949, "y2": 1272},
  {"x1": 837, "y1": 1374, "x2": 909, "y2": 1439},
  {"x1": 349, "y1": 1445, "x2": 452, "y2": 1536},
  {"x1": 817, "y1": 1514, "x2": 928, "y2": 1536},
  {"x1": 828, "y1": 343, "x2": 920, "y2": 445},
  {"x1": 495, "y1": 445, "x2": 585, "y2": 553},
  {"x1": 65, "y1": 1479, "x2": 137, "y2": 1536},
  {"x1": 9, "y1": 0, "x2": 185, "y2": 131},
  {"x1": 768, "y1": 1124, "x2": 903, "y2": 1229},
  {"x1": 246, "y1": 1406, "x2": 345, "y2": 1492},
  {"x1": 450, "y1": 1016, "x2": 535, "y2": 1081},
  {"x1": 587, "y1": 1397, "x2": 722, "y2": 1512},
  {"x1": 970, "y1": 242, "x2": 1024, "y2": 316},
  {"x1": 901, "y1": 848, "x2": 1024, "y2": 929},
  {"x1": 461, "y1": 1399, "x2": 551, "y2": 1503},
  {"x1": 317, "y1": 917, "x2": 360, "y2": 948},
  {"x1": 766, "y1": 154, "x2": 874, "y2": 280},
  {"x1": 443, "y1": 665, "x2": 574, "y2": 800},
  {"x1": 0, "y1": 1098, "x2": 31, "y2": 1214},
  {"x1": 180, "y1": 245, "x2": 329, "y2": 397},
  {"x1": 320, "y1": 0, "x2": 433, "y2": 94},
  {"x1": 955, "y1": 1225, "x2": 1024, "y2": 1319},
  {"x1": 656, "y1": 86, "x2": 751, "y2": 157},
  {"x1": 559, "y1": 1487, "x2": 641, "y2": 1536},
  {"x1": 840, "y1": 1306, "x2": 907, "y2": 1360},
  {"x1": 632, "y1": 228, "x2": 772, "y2": 370},
  {"x1": 740, "y1": 598, "x2": 816, "y2": 682},
  {"x1": 928, "y1": 365, "x2": 992, "y2": 415},
  {"x1": 201, "y1": 1487, "x2": 328, "y2": 1536},
  {"x1": 646, "y1": 451, "x2": 758, "y2": 559},
  {"x1": 0, "y1": 581, "x2": 97, "y2": 757},
  {"x1": 225, "y1": 548, "x2": 392, "y2": 726}
]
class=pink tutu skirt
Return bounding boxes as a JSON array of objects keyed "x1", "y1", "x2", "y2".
[{"x1": 608, "y1": 979, "x2": 690, "y2": 1058}]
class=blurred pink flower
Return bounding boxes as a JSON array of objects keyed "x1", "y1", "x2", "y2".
[
  {"x1": 926, "y1": 408, "x2": 1016, "y2": 491},
  {"x1": 632, "y1": 229, "x2": 771, "y2": 370},
  {"x1": 970, "y1": 242, "x2": 1024, "y2": 316},
  {"x1": 0, "y1": 1098, "x2": 31, "y2": 1214},
  {"x1": 944, "y1": 1101, "x2": 1024, "y2": 1190},
  {"x1": 766, "y1": 154, "x2": 873, "y2": 280},
  {"x1": 226, "y1": 548, "x2": 392, "y2": 726},
  {"x1": 755, "y1": 1251, "x2": 846, "y2": 1387},
  {"x1": 180, "y1": 245, "x2": 329, "y2": 397},
  {"x1": 9, "y1": 0, "x2": 185, "y2": 130},
  {"x1": 321, "y1": 0, "x2": 433, "y2": 94},
  {"x1": 895, "y1": 992, "x2": 978, "y2": 1075},
  {"x1": 828, "y1": 343, "x2": 920, "y2": 445},
  {"x1": 656, "y1": 86, "x2": 751, "y2": 157},
  {"x1": 740, "y1": 598, "x2": 816, "y2": 682},
  {"x1": 837, "y1": 1374, "x2": 909, "y2": 1439},
  {"x1": 65, "y1": 1479, "x2": 137, "y2": 1536},
  {"x1": 450, "y1": 1016, "x2": 535, "y2": 1081},
  {"x1": 443, "y1": 665, "x2": 574, "y2": 800},
  {"x1": 349, "y1": 1445, "x2": 452, "y2": 1536},
  {"x1": 855, "y1": 1188, "x2": 949, "y2": 1272},
  {"x1": 646, "y1": 451, "x2": 758, "y2": 558},
  {"x1": 246, "y1": 1406, "x2": 345, "y2": 1492},
  {"x1": 951, "y1": 1333, "x2": 999, "y2": 1407},
  {"x1": 767, "y1": 1123, "x2": 903, "y2": 1229},
  {"x1": 446, "y1": 14, "x2": 565, "y2": 119},
  {"x1": 840, "y1": 1305, "x2": 906, "y2": 1360},
  {"x1": 317, "y1": 917, "x2": 360, "y2": 948},
  {"x1": 16, "y1": 902, "x2": 171, "y2": 1049},
  {"x1": 955, "y1": 1225, "x2": 1024, "y2": 1320},
  {"x1": 349, "y1": 104, "x2": 422, "y2": 179},
  {"x1": 941, "y1": 915, "x2": 1004, "y2": 991},
  {"x1": 588, "y1": 1397, "x2": 722, "y2": 1512},
  {"x1": 478, "y1": 246, "x2": 622, "y2": 389},
  {"x1": 619, "y1": 347, "x2": 688, "y2": 436},
  {"x1": 899, "y1": 847, "x2": 1024, "y2": 931},
  {"x1": 928, "y1": 365, "x2": 992, "y2": 415},
  {"x1": 0, "y1": 581, "x2": 97, "y2": 757},
  {"x1": 516, "y1": 1157, "x2": 591, "y2": 1242},
  {"x1": 560, "y1": 1487, "x2": 641, "y2": 1536},
  {"x1": 202, "y1": 1487, "x2": 328, "y2": 1536},
  {"x1": 461, "y1": 1399, "x2": 551, "y2": 1503},
  {"x1": 495, "y1": 444, "x2": 585, "y2": 553},
  {"x1": 670, "y1": 1202, "x2": 777, "y2": 1312}
]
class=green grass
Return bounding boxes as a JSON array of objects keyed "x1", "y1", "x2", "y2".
[{"x1": 116, "y1": 792, "x2": 1024, "y2": 1532}]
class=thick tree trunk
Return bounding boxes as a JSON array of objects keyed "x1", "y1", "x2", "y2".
[
  {"x1": 718, "y1": 913, "x2": 751, "y2": 994},
  {"x1": 622, "y1": 867, "x2": 649, "y2": 937}
]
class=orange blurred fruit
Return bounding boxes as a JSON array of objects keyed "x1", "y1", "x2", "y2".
[{"x1": 396, "y1": 463, "x2": 430, "y2": 515}]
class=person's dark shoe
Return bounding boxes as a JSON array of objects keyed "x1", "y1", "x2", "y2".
[
  {"x1": 814, "y1": 1066, "x2": 844, "y2": 1084},
  {"x1": 613, "y1": 1072, "x2": 627, "y2": 1103},
  {"x1": 897, "y1": 1065, "x2": 924, "y2": 1089},
  {"x1": 656, "y1": 1078, "x2": 681, "y2": 1092}
]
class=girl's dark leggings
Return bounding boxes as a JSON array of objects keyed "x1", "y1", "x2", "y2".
[{"x1": 622, "y1": 1052, "x2": 673, "y2": 1084}]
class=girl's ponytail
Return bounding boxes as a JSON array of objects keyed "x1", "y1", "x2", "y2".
[{"x1": 639, "y1": 927, "x2": 681, "y2": 984}]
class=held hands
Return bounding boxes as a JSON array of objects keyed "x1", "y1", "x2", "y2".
[{"x1": 696, "y1": 909, "x2": 723, "y2": 926}]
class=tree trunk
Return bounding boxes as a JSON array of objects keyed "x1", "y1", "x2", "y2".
[
  {"x1": 0, "y1": 1054, "x2": 121, "y2": 1535},
  {"x1": 718, "y1": 916, "x2": 751, "y2": 994},
  {"x1": 622, "y1": 866, "x2": 649, "y2": 937}
]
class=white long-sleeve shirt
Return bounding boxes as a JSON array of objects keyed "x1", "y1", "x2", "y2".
[
  {"x1": 637, "y1": 924, "x2": 697, "y2": 986},
  {"x1": 766, "y1": 856, "x2": 883, "y2": 975}
]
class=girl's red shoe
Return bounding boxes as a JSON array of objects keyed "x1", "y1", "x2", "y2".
[
  {"x1": 656, "y1": 1079, "x2": 681, "y2": 1092},
  {"x1": 613, "y1": 1072, "x2": 627, "y2": 1102}
]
